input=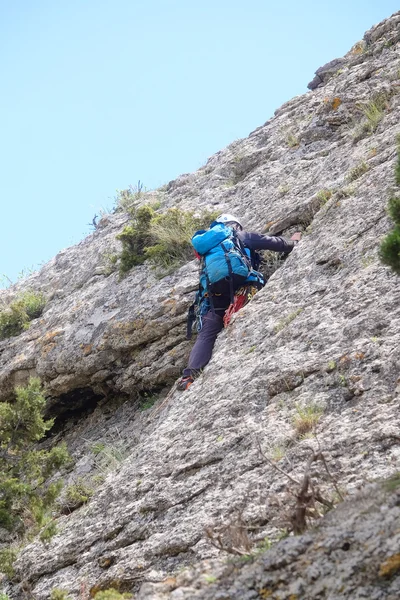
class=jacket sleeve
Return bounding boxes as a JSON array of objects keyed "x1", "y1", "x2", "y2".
[{"x1": 237, "y1": 231, "x2": 295, "y2": 253}]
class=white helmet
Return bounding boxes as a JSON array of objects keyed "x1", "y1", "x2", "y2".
[{"x1": 215, "y1": 213, "x2": 243, "y2": 230}]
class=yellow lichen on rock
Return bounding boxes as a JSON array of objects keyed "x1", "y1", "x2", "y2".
[{"x1": 379, "y1": 553, "x2": 400, "y2": 577}]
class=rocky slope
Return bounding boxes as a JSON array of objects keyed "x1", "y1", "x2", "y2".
[{"x1": 1, "y1": 11, "x2": 400, "y2": 600}]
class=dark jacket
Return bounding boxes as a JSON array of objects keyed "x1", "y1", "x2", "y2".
[{"x1": 237, "y1": 231, "x2": 296, "y2": 254}]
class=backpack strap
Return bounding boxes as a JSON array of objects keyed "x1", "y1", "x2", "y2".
[
  {"x1": 233, "y1": 231, "x2": 252, "y2": 269},
  {"x1": 220, "y1": 241, "x2": 235, "y2": 304},
  {"x1": 186, "y1": 303, "x2": 196, "y2": 339},
  {"x1": 204, "y1": 269, "x2": 216, "y2": 314}
]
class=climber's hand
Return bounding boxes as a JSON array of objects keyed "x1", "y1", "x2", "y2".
[{"x1": 291, "y1": 232, "x2": 302, "y2": 242}]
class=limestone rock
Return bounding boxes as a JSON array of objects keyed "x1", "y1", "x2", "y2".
[{"x1": 1, "y1": 10, "x2": 400, "y2": 600}]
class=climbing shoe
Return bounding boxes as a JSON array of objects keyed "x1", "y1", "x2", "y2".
[{"x1": 177, "y1": 375, "x2": 194, "y2": 391}]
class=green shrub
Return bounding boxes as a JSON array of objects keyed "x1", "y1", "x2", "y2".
[
  {"x1": 117, "y1": 206, "x2": 218, "y2": 276},
  {"x1": 116, "y1": 205, "x2": 155, "y2": 274},
  {"x1": 380, "y1": 188, "x2": 400, "y2": 275},
  {"x1": 387, "y1": 196, "x2": 400, "y2": 224},
  {"x1": 379, "y1": 226, "x2": 400, "y2": 274},
  {"x1": 0, "y1": 290, "x2": 46, "y2": 340},
  {"x1": 0, "y1": 593, "x2": 11, "y2": 600},
  {"x1": 0, "y1": 378, "x2": 70, "y2": 536},
  {"x1": 20, "y1": 290, "x2": 46, "y2": 319},
  {"x1": 0, "y1": 548, "x2": 17, "y2": 579}
]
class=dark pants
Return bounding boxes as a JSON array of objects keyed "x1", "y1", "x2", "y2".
[{"x1": 183, "y1": 294, "x2": 230, "y2": 377}]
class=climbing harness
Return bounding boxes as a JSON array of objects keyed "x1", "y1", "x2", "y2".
[{"x1": 223, "y1": 285, "x2": 259, "y2": 327}]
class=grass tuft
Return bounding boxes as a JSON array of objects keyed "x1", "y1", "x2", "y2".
[
  {"x1": 346, "y1": 161, "x2": 369, "y2": 182},
  {"x1": 293, "y1": 403, "x2": 324, "y2": 436},
  {"x1": 117, "y1": 206, "x2": 217, "y2": 276}
]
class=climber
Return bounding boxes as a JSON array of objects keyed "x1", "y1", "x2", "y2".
[{"x1": 177, "y1": 213, "x2": 301, "y2": 390}]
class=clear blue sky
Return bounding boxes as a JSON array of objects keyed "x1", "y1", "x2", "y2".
[{"x1": 1, "y1": 0, "x2": 398, "y2": 287}]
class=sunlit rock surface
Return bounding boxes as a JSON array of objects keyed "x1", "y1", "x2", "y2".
[{"x1": 1, "y1": 11, "x2": 400, "y2": 600}]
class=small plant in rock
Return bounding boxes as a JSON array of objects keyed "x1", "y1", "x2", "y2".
[
  {"x1": 0, "y1": 290, "x2": 46, "y2": 340},
  {"x1": 139, "y1": 392, "x2": 158, "y2": 411},
  {"x1": 350, "y1": 40, "x2": 366, "y2": 55},
  {"x1": 229, "y1": 153, "x2": 253, "y2": 184},
  {"x1": 114, "y1": 181, "x2": 145, "y2": 213},
  {"x1": 361, "y1": 254, "x2": 375, "y2": 268},
  {"x1": 115, "y1": 183, "x2": 164, "y2": 214},
  {"x1": 39, "y1": 519, "x2": 58, "y2": 544},
  {"x1": 271, "y1": 445, "x2": 285, "y2": 461},
  {"x1": 93, "y1": 590, "x2": 133, "y2": 600},
  {"x1": 346, "y1": 161, "x2": 369, "y2": 182},
  {"x1": 278, "y1": 184, "x2": 290, "y2": 195},
  {"x1": 90, "y1": 437, "x2": 129, "y2": 474},
  {"x1": 275, "y1": 308, "x2": 303, "y2": 333},
  {"x1": 254, "y1": 537, "x2": 272, "y2": 553},
  {"x1": 0, "y1": 378, "x2": 70, "y2": 538},
  {"x1": 59, "y1": 479, "x2": 94, "y2": 514},
  {"x1": 101, "y1": 252, "x2": 119, "y2": 276},
  {"x1": 354, "y1": 94, "x2": 388, "y2": 139},
  {"x1": 203, "y1": 574, "x2": 218, "y2": 584},
  {"x1": 293, "y1": 403, "x2": 324, "y2": 436},
  {"x1": 50, "y1": 589, "x2": 72, "y2": 600},
  {"x1": 384, "y1": 472, "x2": 400, "y2": 491},
  {"x1": 259, "y1": 249, "x2": 287, "y2": 280},
  {"x1": 336, "y1": 185, "x2": 356, "y2": 199},
  {"x1": 0, "y1": 593, "x2": 11, "y2": 600},
  {"x1": 316, "y1": 189, "x2": 332, "y2": 205},
  {"x1": 285, "y1": 131, "x2": 299, "y2": 148}
]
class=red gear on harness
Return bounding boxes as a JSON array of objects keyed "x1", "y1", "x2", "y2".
[{"x1": 223, "y1": 285, "x2": 258, "y2": 327}]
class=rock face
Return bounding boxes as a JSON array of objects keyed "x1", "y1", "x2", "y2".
[
  {"x1": 137, "y1": 483, "x2": 400, "y2": 600},
  {"x1": 1, "y1": 11, "x2": 400, "y2": 600}
]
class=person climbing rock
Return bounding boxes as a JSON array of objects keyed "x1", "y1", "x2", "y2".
[{"x1": 178, "y1": 213, "x2": 301, "y2": 390}]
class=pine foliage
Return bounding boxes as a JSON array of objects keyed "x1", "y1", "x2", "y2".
[
  {"x1": 380, "y1": 196, "x2": 400, "y2": 275},
  {"x1": 0, "y1": 378, "x2": 69, "y2": 534}
]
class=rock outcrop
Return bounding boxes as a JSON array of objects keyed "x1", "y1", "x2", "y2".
[{"x1": 1, "y1": 11, "x2": 400, "y2": 600}]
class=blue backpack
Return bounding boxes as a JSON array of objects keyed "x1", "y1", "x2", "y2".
[
  {"x1": 186, "y1": 224, "x2": 264, "y2": 337},
  {"x1": 192, "y1": 223, "x2": 252, "y2": 287}
]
